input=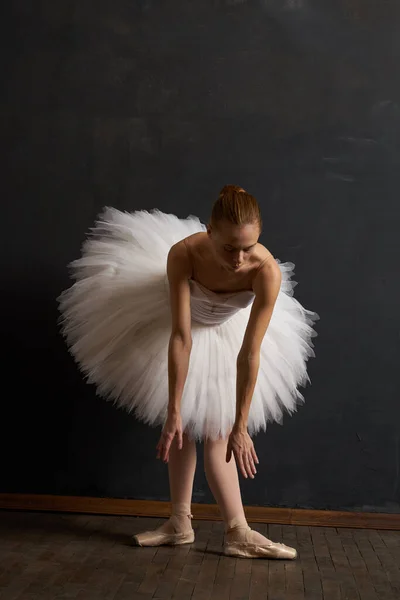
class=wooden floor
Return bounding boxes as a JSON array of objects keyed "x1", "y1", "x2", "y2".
[{"x1": 0, "y1": 511, "x2": 399, "y2": 600}]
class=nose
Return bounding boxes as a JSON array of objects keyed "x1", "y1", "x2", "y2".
[{"x1": 232, "y1": 251, "x2": 244, "y2": 265}]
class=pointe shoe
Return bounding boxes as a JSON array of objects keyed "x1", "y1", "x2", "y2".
[
  {"x1": 224, "y1": 524, "x2": 297, "y2": 560},
  {"x1": 132, "y1": 514, "x2": 195, "y2": 547}
]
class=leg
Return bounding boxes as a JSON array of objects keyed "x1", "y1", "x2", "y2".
[
  {"x1": 168, "y1": 431, "x2": 197, "y2": 507},
  {"x1": 133, "y1": 432, "x2": 197, "y2": 546},
  {"x1": 203, "y1": 436, "x2": 246, "y2": 523},
  {"x1": 203, "y1": 436, "x2": 297, "y2": 559}
]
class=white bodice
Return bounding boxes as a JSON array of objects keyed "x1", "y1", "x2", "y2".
[{"x1": 189, "y1": 279, "x2": 254, "y2": 325}]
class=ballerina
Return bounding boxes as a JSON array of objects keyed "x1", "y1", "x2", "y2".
[{"x1": 58, "y1": 184, "x2": 318, "y2": 559}]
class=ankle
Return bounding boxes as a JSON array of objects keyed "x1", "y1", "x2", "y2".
[
  {"x1": 225, "y1": 515, "x2": 249, "y2": 534},
  {"x1": 168, "y1": 515, "x2": 192, "y2": 534},
  {"x1": 166, "y1": 503, "x2": 193, "y2": 533},
  {"x1": 171, "y1": 502, "x2": 192, "y2": 518}
]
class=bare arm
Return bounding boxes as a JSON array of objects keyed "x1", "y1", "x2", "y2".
[
  {"x1": 235, "y1": 258, "x2": 282, "y2": 428},
  {"x1": 167, "y1": 241, "x2": 193, "y2": 415},
  {"x1": 156, "y1": 241, "x2": 192, "y2": 462},
  {"x1": 226, "y1": 257, "x2": 282, "y2": 477}
]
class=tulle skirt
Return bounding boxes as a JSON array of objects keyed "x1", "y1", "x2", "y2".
[{"x1": 58, "y1": 208, "x2": 319, "y2": 441}]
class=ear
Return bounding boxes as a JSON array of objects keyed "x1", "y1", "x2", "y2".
[{"x1": 206, "y1": 223, "x2": 212, "y2": 236}]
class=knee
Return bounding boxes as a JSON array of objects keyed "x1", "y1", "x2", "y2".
[{"x1": 203, "y1": 436, "x2": 228, "y2": 460}]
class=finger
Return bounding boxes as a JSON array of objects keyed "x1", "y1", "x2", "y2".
[
  {"x1": 251, "y1": 446, "x2": 259, "y2": 465},
  {"x1": 162, "y1": 436, "x2": 172, "y2": 462},
  {"x1": 156, "y1": 430, "x2": 167, "y2": 451},
  {"x1": 237, "y1": 452, "x2": 247, "y2": 479},
  {"x1": 246, "y1": 444, "x2": 257, "y2": 474},
  {"x1": 158, "y1": 440, "x2": 164, "y2": 460},
  {"x1": 243, "y1": 452, "x2": 254, "y2": 479},
  {"x1": 156, "y1": 438, "x2": 163, "y2": 459},
  {"x1": 248, "y1": 453, "x2": 257, "y2": 476}
]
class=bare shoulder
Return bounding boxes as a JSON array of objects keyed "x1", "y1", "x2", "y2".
[
  {"x1": 181, "y1": 232, "x2": 207, "y2": 255},
  {"x1": 167, "y1": 239, "x2": 192, "y2": 280},
  {"x1": 252, "y1": 244, "x2": 282, "y2": 292}
]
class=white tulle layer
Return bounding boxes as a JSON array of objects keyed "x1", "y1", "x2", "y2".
[{"x1": 58, "y1": 208, "x2": 319, "y2": 441}]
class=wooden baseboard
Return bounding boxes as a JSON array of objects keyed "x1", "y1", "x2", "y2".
[{"x1": 0, "y1": 494, "x2": 398, "y2": 530}]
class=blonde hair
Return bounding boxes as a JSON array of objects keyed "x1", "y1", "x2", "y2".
[{"x1": 210, "y1": 185, "x2": 262, "y2": 230}]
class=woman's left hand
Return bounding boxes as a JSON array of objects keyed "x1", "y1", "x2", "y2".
[{"x1": 226, "y1": 425, "x2": 259, "y2": 479}]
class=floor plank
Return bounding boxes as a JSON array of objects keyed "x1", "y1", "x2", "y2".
[{"x1": 0, "y1": 511, "x2": 398, "y2": 600}]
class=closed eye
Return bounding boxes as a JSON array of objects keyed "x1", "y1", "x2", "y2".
[{"x1": 224, "y1": 245, "x2": 255, "y2": 252}]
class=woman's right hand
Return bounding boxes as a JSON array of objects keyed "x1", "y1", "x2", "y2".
[{"x1": 156, "y1": 411, "x2": 183, "y2": 463}]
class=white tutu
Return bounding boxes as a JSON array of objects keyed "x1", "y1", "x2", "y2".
[{"x1": 58, "y1": 208, "x2": 318, "y2": 441}]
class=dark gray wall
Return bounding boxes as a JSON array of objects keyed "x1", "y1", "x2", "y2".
[{"x1": 2, "y1": 0, "x2": 399, "y2": 513}]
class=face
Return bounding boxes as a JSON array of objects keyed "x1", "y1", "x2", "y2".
[{"x1": 207, "y1": 220, "x2": 260, "y2": 272}]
